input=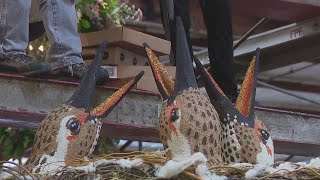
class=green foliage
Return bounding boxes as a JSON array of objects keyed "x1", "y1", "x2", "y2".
[
  {"x1": 0, "y1": 127, "x2": 119, "y2": 160},
  {"x1": 76, "y1": 0, "x2": 143, "y2": 33},
  {"x1": 96, "y1": 137, "x2": 120, "y2": 154},
  {"x1": 0, "y1": 127, "x2": 35, "y2": 160},
  {"x1": 79, "y1": 19, "x2": 91, "y2": 29}
]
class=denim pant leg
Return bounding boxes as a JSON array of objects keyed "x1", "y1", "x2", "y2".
[
  {"x1": 0, "y1": 0, "x2": 30, "y2": 57},
  {"x1": 40, "y1": 0, "x2": 83, "y2": 70}
]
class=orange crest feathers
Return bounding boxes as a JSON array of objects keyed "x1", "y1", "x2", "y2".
[
  {"x1": 91, "y1": 71, "x2": 144, "y2": 117},
  {"x1": 144, "y1": 43, "x2": 175, "y2": 97},
  {"x1": 236, "y1": 51, "x2": 258, "y2": 117}
]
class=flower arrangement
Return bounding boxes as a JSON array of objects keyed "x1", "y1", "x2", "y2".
[{"x1": 76, "y1": 0, "x2": 143, "y2": 32}]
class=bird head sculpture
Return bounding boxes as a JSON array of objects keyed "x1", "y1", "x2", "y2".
[
  {"x1": 194, "y1": 49, "x2": 274, "y2": 165},
  {"x1": 144, "y1": 17, "x2": 223, "y2": 164},
  {"x1": 24, "y1": 42, "x2": 144, "y2": 173}
]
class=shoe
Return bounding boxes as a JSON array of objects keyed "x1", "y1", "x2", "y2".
[
  {"x1": 55, "y1": 63, "x2": 109, "y2": 85},
  {"x1": 0, "y1": 54, "x2": 52, "y2": 76}
]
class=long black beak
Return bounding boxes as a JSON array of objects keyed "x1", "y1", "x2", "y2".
[
  {"x1": 90, "y1": 71, "x2": 144, "y2": 118},
  {"x1": 174, "y1": 17, "x2": 197, "y2": 94},
  {"x1": 193, "y1": 56, "x2": 236, "y2": 116},
  {"x1": 194, "y1": 48, "x2": 261, "y2": 127},
  {"x1": 66, "y1": 42, "x2": 107, "y2": 112}
]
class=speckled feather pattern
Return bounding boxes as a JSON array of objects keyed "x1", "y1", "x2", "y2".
[
  {"x1": 220, "y1": 123, "x2": 241, "y2": 163},
  {"x1": 24, "y1": 105, "x2": 101, "y2": 172},
  {"x1": 159, "y1": 89, "x2": 223, "y2": 164},
  {"x1": 145, "y1": 44, "x2": 273, "y2": 165},
  {"x1": 65, "y1": 119, "x2": 101, "y2": 164},
  {"x1": 234, "y1": 122, "x2": 262, "y2": 164}
]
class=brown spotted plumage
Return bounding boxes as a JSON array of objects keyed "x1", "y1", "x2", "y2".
[
  {"x1": 145, "y1": 18, "x2": 273, "y2": 165},
  {"x1": 144, "y1": 17, "x2": 223, "y2": 164},
  {"x1": 194, "y1": 49, "x2": 274, "y2": 165},
  {"x1": 158, "y1": 89, "x2": 223, "y2": 163},
  {"x1": 23, "y1": 42, "x2": 144, "y2": 174},
  {"x1": 24, "y1": 105, "x2": 102, "y2": 172}
]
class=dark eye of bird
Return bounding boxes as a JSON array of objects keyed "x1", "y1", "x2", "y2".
[
  {"x1": 171, "y1": 108, "x2": 180, "y2": 122},
  {"x1": 260, "y1": 129, "x2": 270, "y2": 140},
  {"x1": 66, "y1": 118, "x2": 81, "y2": 134}
]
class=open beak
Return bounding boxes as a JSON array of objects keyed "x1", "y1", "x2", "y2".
[
  {"x1": 63, "y1": 41, "x2": 144, "y2": 122},
  {"x1": 194, "y1": 56, "x2": 236, "y2": 115},
  {"x1": 90, "y1": 71, "x2": 144, "y2": 118},
  {"x1": 144, "y1": 43, "x2": 174, "y2": 100},
  {"x1": 173, "y1": 17, "x2": 198, "y2": 94},
  {"x1": 72, "y1": 70, "x2": 144, "y2": 124},
  {"x1": 194, "y1": 48, "x2": 261, "y2": 127},
  {"x1": 66, "y1": 41, "x2": 107, "y2": 112}
]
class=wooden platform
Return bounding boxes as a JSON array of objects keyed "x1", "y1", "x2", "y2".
[{"x1": 0, "y1": 73, "x2": 319, "y2": 156}]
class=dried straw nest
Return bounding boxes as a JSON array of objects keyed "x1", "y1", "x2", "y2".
[{"x1": 1, "y1": 151, "x2": 320, "y2": 180}]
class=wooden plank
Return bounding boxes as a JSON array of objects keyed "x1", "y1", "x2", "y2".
[
  {"x1": 80, "y1": 27, "x2": 171, "y2": 56},
  {"x1": 1, "y1": 108, "x2": 320, "y2": 156},
  {"x1": 0, "y1": 73, "x2": 319, "y2": 156}
]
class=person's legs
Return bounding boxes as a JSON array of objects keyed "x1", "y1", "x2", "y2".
[
  {"x1": 40, "y1": 0, "x2": 108, "y2": 83},
  {"x1": 0, "y1": 0, "x2": 30, "y2": 56},
  {"x1": 40, "y1": 0, "x2": 83, "y2": 70},
  {"x1": 159, "y1": 0, "x2": 193, "y2": 65},
  {"x1": 199, "y1": 0, "x2": 238, "y2": 102},
  {"x1": 0, "y1": 0, "x2": 51, "y2": 75},
  {"x1": 173, "y1": 0, "x2": 193, "y2": 60}
]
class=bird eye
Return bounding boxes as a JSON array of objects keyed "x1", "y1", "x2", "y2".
[
  {"x1": 66, "y1": 118, "x2": 81, "y2": 134},
  {"x1": 171, "y1": 108, "x2": 180, "y2": 122},
  {"x1": 260, "y1": 129, "x2": 270, "y2": 140}
]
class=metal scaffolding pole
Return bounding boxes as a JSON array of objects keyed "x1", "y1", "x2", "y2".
[
  {"x1": 257, "y1": 80, "x2": 320, "y2": 106},
  {"x1": 233, "y1": 17, "x2": 268, "y2": 50}
]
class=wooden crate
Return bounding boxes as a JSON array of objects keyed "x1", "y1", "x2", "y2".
[
  {"x1": 80, "y1": 27, "x2": 171, "y2": 56},
  {"x1": 103, "y1": 65, "x2": 176, "y2": 93}
]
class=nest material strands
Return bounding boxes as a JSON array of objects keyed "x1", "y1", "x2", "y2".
[{"x1": 1, "y1": 152, "x2": 320, "y2": 180}]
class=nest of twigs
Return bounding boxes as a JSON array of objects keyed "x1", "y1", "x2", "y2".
[{"x1": 1, "y1": 152, "x2": 320, "y2": 180}]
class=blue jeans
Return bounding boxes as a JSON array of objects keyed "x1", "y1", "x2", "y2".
[{"x1": 0, "y1": 0, "x2": 83, "y2": 70}]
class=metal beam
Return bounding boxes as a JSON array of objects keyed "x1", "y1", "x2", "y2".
[
  {"x1": 230, "y1": 0, "x2": 320, "y2": 22},
  {"x1": 284, "y1": 0, "x2": 320, "y2": 7},
  {"x1": 258, "y1": 79, "x2": 320, "y2": 94},
  {"x1": 195, "y1": 17, "x2": 320, "y2": 74},
  {"x1": 0, "y1": 73, "x2": 319, "y2": 156},
  {"x1": 257, "y1": 80, "x2": 320, "y2": 106},
  {"x1": 233, "y1": 17, "x2": 268, "y2": 50}
]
